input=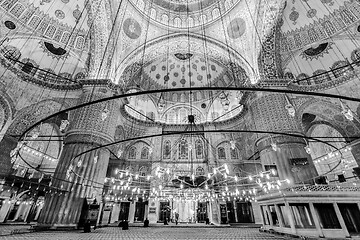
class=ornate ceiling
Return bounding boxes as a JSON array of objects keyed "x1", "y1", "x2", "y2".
[
  {"x1": 0, "y1": 0, "x2": 90, "y2": 83},
  {"x1": 124, "y1": 51, "x2": 246, "y2": 124},
  {"x1": 1, "y1": 0, "x2": 358, "y2": 124},
  {"x1": 280, "y1": 0, "x2": 360, "y2": 90},
  {"x1": 128, "y1": 0, "x2": 241, "y2": 29},
  {"x1": 144, "y1": 53, "x2": 225, "y2": 88}
]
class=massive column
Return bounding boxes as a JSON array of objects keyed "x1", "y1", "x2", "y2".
[
  {"x1": 37, "y1": 82, "x2": 119, "y2": 228},
  {"x1": 250, "y1": 93, "x2": 318, "y2": 184}
]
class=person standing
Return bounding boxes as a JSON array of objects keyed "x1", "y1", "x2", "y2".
[
  {"x1": 84, "y1": 220, "x2": 91, "y2": 233},
  {"x1": 175, "y1": 212, "x2": 179, "y2": 225},
  {"x1": 144, "y1": 218, "x2": 149, "y2": 227}
]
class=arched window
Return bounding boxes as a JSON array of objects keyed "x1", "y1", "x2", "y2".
[
  {"x1": 179, "y1": 108, "x2": 187, "y2": 123},
  {"x1": 196, "y1": 166, "x2": 205, "y2": 176},
  {"x1": 1, "y1": 46, "x2": 21, "y2": 64},
  {"x1": 141, "y1": 146, "x2": 149, "y2": 159},
  {"x1": 332, "y1": 60, "x2": 353, "y2": 78},
  {"x1": 211, "y1": 112, "x2": 219, "y2": 121},
  {"x1": 38, "y1": 68, "x2": 56, "y2": 82},
  {"x1": 231, "y1": 148, "x2": 238, "y2": 159},
  {"x1": 21, "y1": 62, "x2": 34, "y2": 74},
  {"x1": 139, "y1": 166, "x2": 147, "y2": 177},
  {"x1": 284, "y1": 72, "x2": 295, "y2": 80},
  {"x1": 128, "y1": 146, "x2": 136, "y2": 159},
  {"x1": 312, "y1": 70, "x2": 331, "y2": 84},
  {"x1": 146, "y1": 112, "x2": 155, "y2": 121},
  {"x1": 296, "y1": 73, "x2": 310, "y2": 85},
  {"x1": 168, "y1": 110, "x2": 176, "y2": 124},
  {"x1": 179, "y1": 139, "x2": 188, "y2": 159},
  {"x1": 180, "y1": 93, "x2": 186, "y2": 102},
  {"x1": 351, "y1": 48, "x2": 360, "y2": 66},
  {"x1": 74, "y1": 72, "x2": 86, "y2": 80},
  {"x1": 195, "y1": 140, "x2": 203, "y2": 159},
  {"x1": 163, "y1": 140, "x2": 171, "y2": 159},
  {"x1": 218, "y1": 147, "x2": 226, "y2": 159}
]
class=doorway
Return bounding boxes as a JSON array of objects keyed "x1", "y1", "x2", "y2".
[
  {"x1": 197, "y1": 202, "x2": 207, "y2": 223},
  {"x1": 237, "y1": 202, "x2": 254, "y2": 223},
  {"x1": 227, "y1": 202, "x2": 236, "y2": 223},
  {"x1": 118, "y1": 202, "x2": 130, "y2": 221},
  {"x1": 134, "y1": 201, "x2": 146, "y2": 222},
  {"x1": 338, "y1": 203, "x2": 360, "y2": 234},
  {"x1": 220, "y1": 204, "x2": 228, "y2": 224},
  {"x1": 159, "y1": 202, "x2": 170, "y2": 222},
  {"x1": 7, "y1": 204, "x2": 20, "y2": 221}
]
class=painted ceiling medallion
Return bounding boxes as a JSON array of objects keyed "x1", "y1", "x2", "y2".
[
  {"x1": 55, "y1": 9, "x2": 65, "y2": 20},
  {"x1": 227, "y1": 18, "x2": 246, "y2": 39},
  {"x1": 306, "y1": 8, "x2": 317, "y2": 18},
  {"x1": 289, "y1": 7, "x2": 299, "y2": 25},
  {"x1": 73, "y1": 5, "x2": 82, "y2": 21},
  {"x1": 123, "y1": 18, "x2": 142, "y2": 39}
]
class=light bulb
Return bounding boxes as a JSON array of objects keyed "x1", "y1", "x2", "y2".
[
  {"x1": 224, "y1": 164, "x2": 229, "y2": 174},
  {"x1": 101, "y1": 108, "x2": 109, "y2": 121},
  {"x1": 230, "y1": 140, "x2": 236, "y2": 150},
  {"x1": 59, "y1": 120, "x2": 69, "y2": 131},
  {"x1": 271, "y1": 143, "x2": 278, "y2": 152}
]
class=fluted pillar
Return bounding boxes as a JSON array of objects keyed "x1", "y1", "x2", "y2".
[
  {"x1": 250, "y1": 93, "x2": 318, "y2": 184},
  {"x1": 37, "y1": 83, "x2": 119, "y2": 228}
]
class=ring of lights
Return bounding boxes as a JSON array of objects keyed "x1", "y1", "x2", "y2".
[{"x1": 10, "y1": 86, "x2": 360, "y2": 196}]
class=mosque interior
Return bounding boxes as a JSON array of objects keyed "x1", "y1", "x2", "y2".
[{"x1": 0, "y1": 0, "x2": 360, "y2": 238}]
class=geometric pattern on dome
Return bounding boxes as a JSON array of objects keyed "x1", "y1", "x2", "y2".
[
  {"x1": 144, "y1": 54, "x2": 224, "y2": 88},
  {"x1": 29, "y1": 0, "x2": 89, "y2": 30}
]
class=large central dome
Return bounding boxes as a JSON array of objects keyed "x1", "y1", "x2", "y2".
[{"x1": 123, "y1": 53, "x2": 247, "y2": 125}]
